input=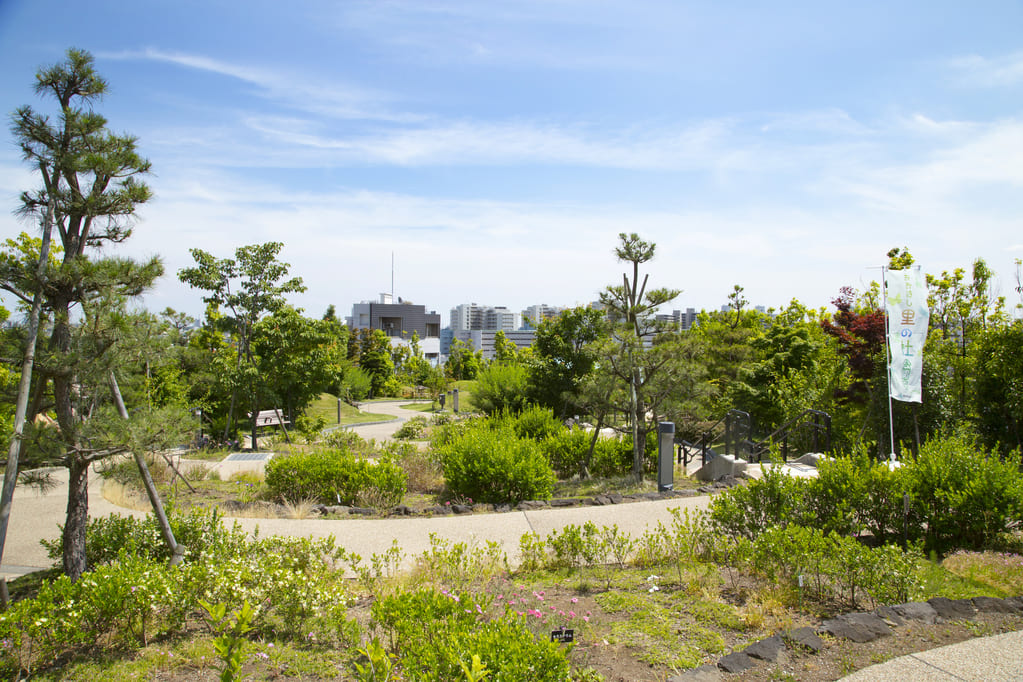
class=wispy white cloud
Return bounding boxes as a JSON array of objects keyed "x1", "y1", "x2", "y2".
[
  {"x1": 101, "y1": 48, "x2": 413, "y2": 122},
  {"x1": 828, "y1": 118, "x2": 1023, "y2": 215},
  {"x1": 948, "y1": 51, "x2": 1023, "y2": 87}
]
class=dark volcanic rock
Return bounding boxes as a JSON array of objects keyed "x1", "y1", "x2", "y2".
[
  {"x1": 927, "y1": 597, "x2": 977, "y2": 621},
  {"x1": 821, "y1": 612, "x2": 891, "y2": 643},
  {"x1": 717, "y1": 651, "x2": 756, "y2": 673},
  {"x1": 743, "y1": 635, "x2": 784, "y2": 661},
  {"x1": 892, "y1": 602, "x2": 938, "y2": 624},
  {"x1": 873, "y1": 605, "x2": 906, "y2": 626},
  {"x1": 785, "y1": 627, "x2": 823, "y2": 653},
  {"x1": 972, "y1": 596, "x2": 1020, "y2": 614}
]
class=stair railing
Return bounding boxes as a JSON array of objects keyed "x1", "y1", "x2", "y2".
[{"x1": 748, "y1": 409, "x2": 832, "y2": 462}]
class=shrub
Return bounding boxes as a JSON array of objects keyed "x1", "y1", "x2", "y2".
[
  {"x1": 511, "y1": 405, "x2": 563, "y2": 441},
  {"x1": 541, "y1": 428, "x2": 591, "y2": 479},
  {"x1": 321, "y1": 428, "x2": 372, "y2": 453},
  {"x1": 371, "y1": 588, "x2": 570, "y2": 682},
  {"x1": 296, "y1": 413, "x2": 329, "y2": 443},
  {"x1": 589, "y1": 435, "x2": 633, "y2": 478},
  {"x1": 906, "y1": 432, "x2": 1023, "y2": 554},
  {"x1": 471, "y1": 362, "x2": 529, "y2": 415},
  {"x1": 751, "y1": 526, "x2": 920, "y2": 609},
  {"x1": 264, "y1": 449, "x2": 407, "y2": 506},
  {"x1": 394, "y1": 415, "x2": 429, "y2": 440},
  {"x1": 436, "y1": 421, "x2": 554, "y2": 504},
  {"x1": 709, "y1": 464, "x2": 811, "y2": 540},
  {"x1": 41, "y1": 506, "x2": 239, "y2": 567}
]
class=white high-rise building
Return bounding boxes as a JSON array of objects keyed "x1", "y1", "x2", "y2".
[{"x1": 449, "y1": 303, "x2": 521, "y2": 332}]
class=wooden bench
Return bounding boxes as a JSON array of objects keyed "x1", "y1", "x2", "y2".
[{"x1": 250, "y1": 408, "x2": 288, "y2": 427}]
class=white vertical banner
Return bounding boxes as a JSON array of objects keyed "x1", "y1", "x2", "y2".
[{"x1": 885, "y1": 267, "x2": 930, "y2": 403}]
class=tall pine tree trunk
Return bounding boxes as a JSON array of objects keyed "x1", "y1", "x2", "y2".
[{"x1": 63, "y1": 457, "x2": 89, "y2": 581}]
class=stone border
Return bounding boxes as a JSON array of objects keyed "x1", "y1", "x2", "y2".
[{"x1": 670, "y1": 595, "x2": 1023, "y2": 679}]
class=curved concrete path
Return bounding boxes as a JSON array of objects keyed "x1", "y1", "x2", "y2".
[
  {"x1": 0, "y1": 401, "x2": 708, "y2": 578},
  {"x1": 1, "y1": 401, "x2": 1020, "y2": 681}
]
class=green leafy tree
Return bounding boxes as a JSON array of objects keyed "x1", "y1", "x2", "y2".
[
  {"x1": 726, "y1": 284, "x2": 749, "y2": 330},
  {"x1": 178, "y1": 242, "x2": 305, "y2": 450},
  {"x1": 492, "y1": 330, "x2": 518, "y2": 365},
  {"x1": 253, "y1": 306, "x2": 348, "y2": 422},
  {"x1": 972, "y1": 321, "x2": 1023, "y2": 453},
  {"x1": 926, "y1": 258, "x2": 1002, "y2": 421},
  {"x1": 726, "y1": 301, "x2": 843, "y2": 435},
  {"x1": 472, "y1": 362, "x2": 530, "y2": 414},
  {"x1": 445, "y1": 338, "x2": 481, "y2": 381},
  {"x1": 356, "y1": 328, "x2": 395, "y2": 396},
  {"x1": 2, "y1": 49, "x2": 171, "y2": 579},
  {"x1": 527, "y1": 307, "x2": 607, "y2": 420},
  {"x1": 687, "y1": 307, "x2": 766, "y2": 417}
]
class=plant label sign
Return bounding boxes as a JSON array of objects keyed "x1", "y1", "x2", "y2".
[{"x1": 550, "y1": 628, "x2": 574, "y2": 643}]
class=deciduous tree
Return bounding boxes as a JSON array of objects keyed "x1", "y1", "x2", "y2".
[{"x1": 178, "y1": 242, "x2": 305, "y2": 450}]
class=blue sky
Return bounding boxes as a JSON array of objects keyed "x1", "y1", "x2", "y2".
[{"x1": 2, "y1": 0, "x2": 1022, "y2": 324}]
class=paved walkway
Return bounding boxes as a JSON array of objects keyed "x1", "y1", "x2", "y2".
[{"x1": 1, "y1": 400, "x2": 1020, "y2": 680}]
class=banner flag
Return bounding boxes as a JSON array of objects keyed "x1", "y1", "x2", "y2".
[{"x1": 885, "y1": 267, "x2": 930, "y2": 403}]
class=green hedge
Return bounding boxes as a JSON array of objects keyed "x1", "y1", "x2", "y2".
[
  {"x1": 709, "y1": 433, "x2": 1023, "y2": 555},
  {"x1": 264, "y1": 449, "x2": 407, "y2": 506},
  {"x1": 436, "y1": 421, "x2": 555, "y2": 504}
]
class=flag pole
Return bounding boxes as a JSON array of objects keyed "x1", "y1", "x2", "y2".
[{"x1": 882, "y1": 266, "x2": 897, "y2": 462}]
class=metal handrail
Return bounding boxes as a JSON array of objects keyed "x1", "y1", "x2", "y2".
[{"x1": 749, "y1": 409, "x2": 832, "y2": 462}]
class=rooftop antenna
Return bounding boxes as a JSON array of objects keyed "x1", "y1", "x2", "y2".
[{"x1": 391, "y1": 251, "x2": 394, "y2": 302}]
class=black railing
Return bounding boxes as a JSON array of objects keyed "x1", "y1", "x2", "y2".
[
  {"x1": 748, "y1": 409, "x2": 832, "y2": 463},
  {"x1": 677, "y1": 409, "x2": 753, "y2": 468}
]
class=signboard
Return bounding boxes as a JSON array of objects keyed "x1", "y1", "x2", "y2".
[
  {"x1": 550, "y1": 628, "x2": 574, "y2": 643},
  {"x1": 884, "y1": 268, "x2": 930, "y2": 403}
]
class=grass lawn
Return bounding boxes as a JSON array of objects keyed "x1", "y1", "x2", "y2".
[{"x1": 305, "y1": 393, "x2": 394, "y2": 425}]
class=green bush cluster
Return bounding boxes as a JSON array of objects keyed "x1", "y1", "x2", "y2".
[
  {"x1": 264, "y1": 448, "x2": 407, "y2": 506},
  {"x1": 41, "y1": 506, "x2": 235, "y2": 568},
  {"x1": 371, "y1": 588, "x2": 570, "y2": 681},
  {"x1": 394, "y1": 415, "x2": 429, "y2": 440},
  {"x1": 321, "y1": 428, "x2": 373, "y2": 453},
  {"x1": 0, "y1": 510, "x2": 358, "y2": 678},
  {"x1": 750, "y1": 526, "x2": 919, "y2": 609},
  {"x1": 435, "y1": 420, "x2": 555, "y2": 504},
  {"x1": 710, "y1": 433, "x2": 1023, "y2": 554}
]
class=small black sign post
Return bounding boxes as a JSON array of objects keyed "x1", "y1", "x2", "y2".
[{"x1": 550, "y1": 628, "x2": 574, "y2": 643}]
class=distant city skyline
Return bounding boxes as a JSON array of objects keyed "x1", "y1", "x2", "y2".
[{"x1": 2, "y1": 2, "x2": 1022, "y2": 323}]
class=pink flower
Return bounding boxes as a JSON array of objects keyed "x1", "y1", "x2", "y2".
[{"x1": 570, "y1": 597, "x2": 578, "y2": 604}]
